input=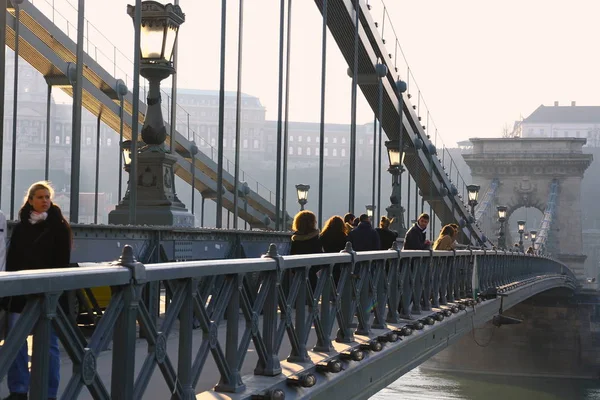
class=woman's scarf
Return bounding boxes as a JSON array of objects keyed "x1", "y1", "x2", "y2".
[{"x1": 29, "y1": 211, "x2": 48, "y2": 225}]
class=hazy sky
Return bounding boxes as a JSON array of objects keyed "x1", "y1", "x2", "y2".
[{"x1": 53, "y1": 0, "x2": 600, "y2": 146}]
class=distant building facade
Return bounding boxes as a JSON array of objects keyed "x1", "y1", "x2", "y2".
[{"x1": 521, "y1": 101, "x2": 600, "y2": 147}]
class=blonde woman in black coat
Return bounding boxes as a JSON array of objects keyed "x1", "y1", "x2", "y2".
[{"x1": 3, "y1": 181, "x2": 71, "y2": 400}]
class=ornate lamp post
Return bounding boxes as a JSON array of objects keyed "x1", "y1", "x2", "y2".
[
  {"x1": 497, "y1": 205, "x2": 507, "y2": 249},
  {"x1": 109, "y1": 1, "x2": 194, "y2": 226},
  {"x1": 517, "y1": 220, "x2": 526, "y2": 252},
  {"x1": 366, "y1": 205, "x2": 375, "y2": 219},
  {"x1": 530, "y1": 230, "x2": 537, "y2": 251},
  {"x1": 466, "y1": 184, "x2": 480, "y2": 217},
  {"x1": 296, "y1": 184, "x2": 310, "y2": 211},
  {"x1": 385, "y1": 139, "x2": 407, "y2": 237}
]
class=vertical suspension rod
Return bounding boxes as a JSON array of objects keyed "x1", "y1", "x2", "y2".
[{"x1": 216, "y1": 0, "x2": 227, "y2": 228}]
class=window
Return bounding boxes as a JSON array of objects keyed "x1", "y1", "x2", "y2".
[
  {"x1": 211, "y1": 138, "x2": 216, "y2": 147},
  {"x1": 333, "y1": 149, "x2": 337, "y2": 157},
  {"x1": 333, "y1": 138, "x2": 338, "y2": 144},
  {"x1": 223, "y1": 139, "x2": 227, "y2": 148},
  {"x1": 369, "y1": 139, "x2": 374, "y2": 145},
  {"x1": 298, "y1": 147, "x2": 302, "y2": 155},
  {"x1": 298, "y1": 136, "x2": 303, "y2": 142},
  {"x1": 306, "y1": 147, "x2": 311, "y2": 156},
  {"x1": 341, "y1": 149, "x2": 346, "y2": 157},
  {"x1": 539, "y1": 129, "x2": 544, "y2": 135},
  {"x1": 86, "y1": 137, "x2": 92, "y2": 146},
  {"x1": 66, "y1": 136, "x2": 71, "y2": 145},
  {"x1": 307, "y1": 137, "x2": 312, "y2": 143},
  {"x1": 54, "y1": 136, "x2": 60, "y2": 144},
  {"x1": 316, "y1": 137, "x2": 320, "y2": 143},
  {"x1": 253, "y1": 139, "x2": 259, "y2": 149},
  {"x1": 289, "y1": 146, "x2": 293, "y2": 155},
  {"x1": 243, "y1": 139, "x2": 248, "y2": 148},
  {"x1": 325, "y1": 138, "x2": 329, "y2": 143},
  {"x1": 324, "y1": 148, "x2": 328, "y2": 156},
  {"x1": 107, "y1": 138, "x2": 112, "y2": 146},
  {"x1": 359, "y1": 139, "x2": 364, "y2": 145},
  {"x1": 342, "y1": 138, "x2": 346, "y2": 144},
  {"x1": 315, "y1": 148, "x2": 319, "y2": 156},
  {"x1": 290, "y1": 136, "x2": 294, "y2": 142}
]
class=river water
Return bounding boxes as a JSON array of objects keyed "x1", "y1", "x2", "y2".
[{"x1": 371, "y1": 367, "x2": 600, "y2": 400}]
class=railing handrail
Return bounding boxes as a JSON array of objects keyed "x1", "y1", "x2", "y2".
[{"x1": 0, "y1": 248, "x2": 575, "y2": 296}]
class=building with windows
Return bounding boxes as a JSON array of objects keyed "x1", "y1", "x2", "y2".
[{"x1": 521, "y1": 102, "x2": 600, "y2": 147}]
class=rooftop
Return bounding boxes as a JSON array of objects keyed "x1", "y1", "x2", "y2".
[{"x1": 523, "y1": 104, "x2": 600, "y2": 124}]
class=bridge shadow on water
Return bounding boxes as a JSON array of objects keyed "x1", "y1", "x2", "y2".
[{"x1": 372, "y1": 366, "x2": 600, "y2": 400}]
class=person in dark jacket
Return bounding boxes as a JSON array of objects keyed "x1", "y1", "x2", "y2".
[
  {"x1": 290, "y1": 210, "x2": 323, "y2": 290},
  {"x1": 320, "y1": 215, "x2": 348, "y2": 284},
  {"x1": 376, "y1": 216, "x2": 398, "y2": 250},
  {"x1": 290, "y1": 210, "x2": 323, "y2": 255},
  {"x1": 320, "y1": 215, "x2": 348, "y2": 253},
  {"x1": 403, "y1": 213, "x2": 430, "y2": 250},
  {"x1": 348, "y1": 214, "x2": 380, "y2": 251},
  {"x1": 3, "y1": 181, "x2": 71, "y2": 400}
]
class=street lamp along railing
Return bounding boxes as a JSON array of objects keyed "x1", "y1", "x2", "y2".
[
  {"x1": 127, "y1": 1, "x2": 185, "y2": 148},
  {"x1": 517, "y1": 220, "x2": 526, "y2": 252},
  {"x1": 366, "y1": 205, "x2": 375, "y2": 218},
  {"x1": 109, "y1": 2, "x2": 193, "y2": 227},
  {"x1": 295, "y1": 184, "x2": 310, "y2": 211},
  {"x1": 385, "y1": 139, "x2": 407, "y2": 237},
  {"x1": 530, "y1": 230, "x2": 537, "y2": 252},
  {"x1": 466, "y1": 184, "x2": 480, "y2": 217},
  {"x1": 497, "y1": 205, "x2": 507, "y2": 250}
]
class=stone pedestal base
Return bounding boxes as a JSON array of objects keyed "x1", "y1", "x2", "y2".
[{"x1": 109, "y1": 150, "x2": 194, "y2": 227}]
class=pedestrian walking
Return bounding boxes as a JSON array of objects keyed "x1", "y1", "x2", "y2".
[{"x1": 2, "y1": 181, "x2": 71, "y2": 400}]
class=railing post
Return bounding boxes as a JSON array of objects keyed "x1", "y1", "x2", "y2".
[
  {"x1": 288, "y1": 265, "x2": 310, "y2": 362},
  {"x1": 421, "y1": 251, "x2": 433, "y2": 311},
  {"x1": 215, "y1": 273, "x2": 246, "y2": 392},
  {"x1": 177, "y1": 278, "x2": 196, "y2": 399},
  {"x1": 431, "y1": 256, "x2": 441, "y2": 308},
  {"x1": 385, "y1": 241, "x2": 401, "y2": 323},
  {"x1": 336, "y1": 242, "x2": 356, "y2": 343},
  {"x1": 412, "y1": 257, "x2": 424, "y2": 315},
  {"x1": 256, "y1": 244, "x2": 282, "y2": 376},
  {"x1": 30, "y1": 293, "x2": 60, "y2": 400},
  {"x1": 399, "y1": 256, "x2": 416, "y2": 319},
  {"x1": 111, "y1": 245, "x2": 146, "y2": 400},
  {"x1": 447, "y1": 251, "x2": 457, "y2": 303},
  {"x1": 314, "y1": 262, "x2": 334, "y2": 352}
]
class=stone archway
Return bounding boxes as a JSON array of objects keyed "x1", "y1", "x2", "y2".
[{"x1": 463, "y1": 138, "x2": 593, "y2": 282}]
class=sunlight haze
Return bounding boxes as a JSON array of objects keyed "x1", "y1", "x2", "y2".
[{"x1": 78, "y1": 0, "x2": 600, "y2": 146}]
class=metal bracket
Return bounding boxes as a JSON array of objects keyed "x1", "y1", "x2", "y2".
[{"x1": 113, "y1": 245, "x2": 147, "y2": 284}]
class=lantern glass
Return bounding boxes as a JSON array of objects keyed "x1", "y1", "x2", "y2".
[
  {"x1": 296, "y1": 184, "x2": 310, "y2": 202},
  {"x1": 388, "y1": 147, "x2": 400, "y2": 166},
  {"x1": 164, "y1": 25, "x2": 178, "y2": 61},
  {"x1": 140, "y1": 23, "x2": 166, "y2": 60},
  {"x1": 366, "y1": 205, "x2": 375, "y2": 218},
  {"x1": 530, "y1": 230, "x2": 537, "y2": 240},
  {"x1": 467, "y1": 185, "x2": 480, "y2": 202},
  {"x1": 524, "y1": 233, "x2": 529, "y2": 241},
  {"x1": 121, "y1": 140, "x2": 133, "y2": 167},
  {"x1": 518, "y1": 220, "x2": 526, "y2": 233},
  {"x1": 497, "y1": 206, "x2": 507, "y2": 220}
]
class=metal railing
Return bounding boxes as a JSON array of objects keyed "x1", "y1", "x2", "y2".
[
  {"x1": 0, "y1": 243, "x2": 576, "y2": 399},
  {"x1": 28, "y1": 0, "x2": 277, "y2": 206}
]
